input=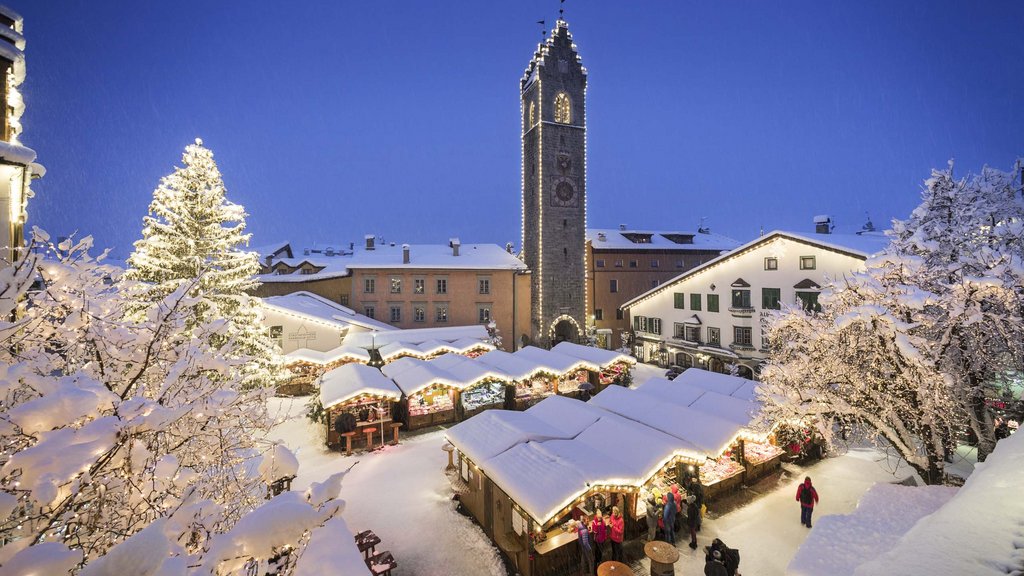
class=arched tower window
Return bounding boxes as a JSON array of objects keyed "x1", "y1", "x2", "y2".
[
  {"x1": 529, "y1": 101, "x2": 536, "y2": 126},
  {"x1": 554, "y1": 92, "x2": 571, "y2": 124}
]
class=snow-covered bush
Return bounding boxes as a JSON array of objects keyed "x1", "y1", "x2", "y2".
[{"x1": 0, "y1": 232, "x2": 345, "y2": 573}]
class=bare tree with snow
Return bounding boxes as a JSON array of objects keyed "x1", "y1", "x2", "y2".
[
  {"x1": 888, "y1": 160, "x2": 1024, "y2": 461},
  {"x1": 0, "y1": 232, "x2": 347, "y2": 574}
]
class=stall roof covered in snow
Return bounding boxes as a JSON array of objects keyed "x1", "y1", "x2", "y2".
[
  {"x1": 284, "y1": 346, "x2": 371, "y2": 366},
  {"x1": 513, "y1": 346, "x2": 600, "y2": 374},
  {"x1": 382, "y1": 358, "x2": 458, "y2": 397},
  {"x1": 320, "y1": 364, "x2": 402, "y2": 409},
  {"x1": 475, "y1": 349, "x2": 551, "y2": 381},
  {"x1": 262, "y1": 291, "x2": 394, "y2": 332},
  {"x1": 445, "y1": 410, "x2": 573, "y2": 464},
  {"x1": 345, "y1": 325, "x2": 490, "y2": 349},
  {"x1": 587, "y1": 228, "x2": 740, "y2": 252},
  {"x1": 551, "y1": 341, "x2": 636, "y2": 368},
  {"x1": 673, "y1": 369, "x2": 746, "y2": 396}
]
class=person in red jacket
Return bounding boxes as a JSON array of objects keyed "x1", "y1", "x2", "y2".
[
  {"x1": 796, "y1": 476, "x2": 819, "y2": 527},
  {"x1": 609, "y1": 506, "x2": 625, "y2": 562},
  {"x1": 590, "y1": 509, "x2": 608, "y2": 565}
]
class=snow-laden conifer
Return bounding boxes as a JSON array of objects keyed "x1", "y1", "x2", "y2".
[{"x1": 125, "y1": 139, "x2": 282, "y2": 388}]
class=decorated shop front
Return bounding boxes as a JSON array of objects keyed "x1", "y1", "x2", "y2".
[{"x1": 318, "y1": 363, "x2": 402, "y2": 450}]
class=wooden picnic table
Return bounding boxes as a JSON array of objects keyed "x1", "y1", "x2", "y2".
[
  {"x1": 354, "y1": 530, "x2": 381, "y2": 559},
  {"x1": 366, "y1": 550, "x2": 397, "y2": 575}
]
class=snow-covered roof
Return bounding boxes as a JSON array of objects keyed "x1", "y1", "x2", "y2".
[
  {"x1": 445, "y1": 410, "x2": 572, "y2": 464},
  {"x1": 524, "y1": 395, "x2": 603, "y2": 436},
  {"x1": 589, "y1": 386, "x2": 740, "y2": 455},
  {"x1": 262, "y1": 291, "x2": 394, "y2": 332},
  {"x1": 345, "y1": 325, "x2": 490, "y2": 349},
  {"x1": 513, "y1": 346, "x2": 599, "y2": 375},
  {"x1": 426, "y1": 354, "x2": 509, "y2": 387},
  {"x1": 672, "y1": 369, "x2": 745, "y2": 396},
  {"x1": 382, "y1": 358, "x2": 458, "y2": 397},
  {"x1": 320, "y1": 364, "x2": 402, "y2": 409},
  {"x1": 0, "y1": 140, "x2": 35, "y2": 166},
  {"x1": 622, "y1": 230, "x2": 890, "y2": 310},
  {"x1": 259, "y1": 240, "x2": 526, "y2": 284},
  {"x1": 633, "y1": 377, "x2": 709, "y2": 406},
  {"x1": 469, "y1": 350, "x2": 547, "y2": 382},
  {"x1": 550, "y1": 341, "x2": 636, "y2": 368},
  {"x1": 587, "y1": 228, "x2": 740, "y2": 252},
  {"x1": 851, "y1": 431, "x2": 1024, "y2": 576},
  {"x1": 284, "y1": 346, "x2": 371, "y2": 366}
]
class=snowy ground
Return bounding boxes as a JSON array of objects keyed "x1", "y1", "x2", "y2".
[
  {"x1": 265, "y1": 365, "x2": 977, "y2": 576},
  {"x1": 265, "y1": 398, "x2": 505, "y2": 576}
]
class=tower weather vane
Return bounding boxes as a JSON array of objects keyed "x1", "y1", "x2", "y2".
[
  {"x1": 537, "y1": 19, "x2": 545, "y2": 39},
  {"x1": 559, "y1": 0, "x2": 566, "y2": 21}
]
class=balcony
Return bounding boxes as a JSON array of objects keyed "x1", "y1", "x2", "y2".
[{"x1": 728, "y1": 307, "x2": 755, "y2": 318}]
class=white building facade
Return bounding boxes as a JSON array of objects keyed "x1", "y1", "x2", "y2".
[{"x1": 622, "y1": 230, "x2": 888, "y2": 378}]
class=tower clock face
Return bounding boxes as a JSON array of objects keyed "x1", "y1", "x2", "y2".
[{"x1": 552, "y1": 181, "x2": 577, "y2": 207}]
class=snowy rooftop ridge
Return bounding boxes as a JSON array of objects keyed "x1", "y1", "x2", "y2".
[
  {"x1": 320, "y1": 363, "x2": 402, "y2": 410},
  {"x1": 622, "y1": 229, "x2": 892, "y2": 310},
  {"x1": 344, "y1": 325, "x2": 490, "y2": 349},
  {"x1": 261, "y1": 291, "x2": 394, "y2": 332},
  {"x1": 587, "y1": 227, "x2": 740, "y2": 252}
]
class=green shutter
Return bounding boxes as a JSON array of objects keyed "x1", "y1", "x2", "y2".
[
  {"x1": 690, "y1": 293, "x2": 701, "y2": 311},
  {"x1": 674, "y1": 293, "x2": 685, "y2": 309},
  {"x1": 707, "y1": 294, "x2": 719, "y2": 312}
]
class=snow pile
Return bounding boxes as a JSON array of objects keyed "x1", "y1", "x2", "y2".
[
  {"x1": 258, "y1": 444, "x2": 300, "y2": 484},
  {"x1": 787, "y1": 483, "x2": 957, "y2": 576},
  {"x1": 853, "y1": 431, "x2": 1024, "y2": 576}
]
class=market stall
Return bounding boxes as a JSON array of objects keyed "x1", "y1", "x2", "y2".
[
  {"x1": 476, "y1": 350, "x2": 558, "y2": 410},
  {"x1": 513, "y1": 346, "x2": 600, "y2": 400},
  {"x1": 699, "y1": 453, "x2": 746, "y2": 500},
  {"x1": 280, "y1": 346, "x2": 371, "y2": 396},
  {"x1": 383, "y1": 358, "x2": 459, "y2": 429},
  {"x1": 550, "y1": 341, "x2": 636, "y2": 390},
  {"x1": 319, "y1": 363, "x2": 402, "y2": 450},
  {"x1": 429, "y1": 353, "x2": 511, "y2": 420},
  {"x1": 742, "y1": 439, "x2": 785, "y2": 481}
]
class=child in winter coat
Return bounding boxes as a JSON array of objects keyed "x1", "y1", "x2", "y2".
[{"x1": 796, "y1": 476, "x2": 819, "y2": 527}]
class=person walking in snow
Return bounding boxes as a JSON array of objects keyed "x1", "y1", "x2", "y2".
[
  {"x1": 685, "y1": 494, "x2": 700, "y2": 549},
  {"x1": 576, "y1": 519, "x2": 595, "y2": 575},
  {"x1": 590, "y1": 509, "x2": 607, "y2": 566},
  {"x1": 609, "y1": 506, "x2": 625, "y2": 562},
  {"x1": 662, "y1": 490, "x2": 677, "y2": 544},
  {"x1": 645, "y1": 494, "x2": 660, "y2": 541},
  {"x1": 684, "y1": 475, "x2": 705, "y2": 531},
  {"x1": 796, "y1": 476, "x2": 819, "y2": 527}
]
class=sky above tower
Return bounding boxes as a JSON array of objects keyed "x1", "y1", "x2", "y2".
[{"x1": 17, "y1": 1, "x2": 1024, "y2": 258}]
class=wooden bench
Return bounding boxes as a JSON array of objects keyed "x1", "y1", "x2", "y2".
[
  {"x1": 354, "y1": 529, "x2": 381, "y2": 559},
  {"x1": 366, "y1": 550, "x2": 397, "y2": 576}
]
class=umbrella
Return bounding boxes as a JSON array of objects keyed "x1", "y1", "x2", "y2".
[{"x1": 578, "y1": 381, "x2": 595, "y2": 391}]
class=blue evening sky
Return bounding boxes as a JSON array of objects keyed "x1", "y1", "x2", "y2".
[{"x1": 17, "y1": 1, "x2": 1024, "y2": 258}]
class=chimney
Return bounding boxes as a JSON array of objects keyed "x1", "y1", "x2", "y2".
[
  {"x1": 814, "y1": 215, "x2": 833, "y2": 234},
  {"x1": 349, "y1": 242, "x2": 354, "y2": 251},
  {"x1": 365, "y1": 234, "x2": 375, "y2": 250},
  {"x1": 402, "y1": 244, "x2": 410, "y2": 264},
  {"x1": 325, "y1": 246, "x2": 334, "y2": 257},
  {"x1": 449, "y1": 237, "x2": 461, "y2": 257},
  {"x1": 619, "y1": 224, "x2": 627, "y2": 231}
]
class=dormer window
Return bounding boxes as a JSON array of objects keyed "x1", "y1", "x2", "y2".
[{"x1": 554, "y1": 92, "x2": 571, "y2": 124}]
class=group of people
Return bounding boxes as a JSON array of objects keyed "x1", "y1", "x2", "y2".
[
  {"x1": 574, "y1": 506, "x2": 625, "y2": 575},
  {"x1": 644, "y1": 476, "x2": 704, "y2": 550}
]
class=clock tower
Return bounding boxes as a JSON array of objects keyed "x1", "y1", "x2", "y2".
[{"x1": 521, "y1": 20, "x2": 587, "y2": 346}]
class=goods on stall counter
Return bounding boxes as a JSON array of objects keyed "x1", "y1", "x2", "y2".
[
  {"x1": 699, "y1": 457, "x2": 744, "y2": 485},
  {"x1": 462, "y1": 383, "x2": 505, "y2": 410},
  {"x1": 744, "y1": 442, "x2": 784, "y2": 464}
]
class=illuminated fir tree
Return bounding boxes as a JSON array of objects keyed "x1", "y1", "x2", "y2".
[{"x1": 125, "y1": 139, "x2": 283, "y2": 388}]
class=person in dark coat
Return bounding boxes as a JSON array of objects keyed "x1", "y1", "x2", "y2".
[
  {"x1": 645, "y1": 494, "x2": 660, "y2": 541},
  {"x1": 662, "y1": 491, "x2": 677, "y2": 544},
  {"x1": 576, "y1": 519, "x2": 595, "y2": 575},
  {"x1": 684, "y1": 475, "x2": 705, "y2": 531},
  {"x1": 685, "y1": 494, "x2": 699, "y2": 549},
  {"x1": 796, "y1": 476, "x2": 819, "y2": 527},
  {"x1": 703, "y1": 550, "x2": 728, "y2": 576},
  {"x1": 708, "y1": 538, "x2": 740, "y2": 576}
]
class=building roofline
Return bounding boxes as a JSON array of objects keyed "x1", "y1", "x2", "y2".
[{"x1": 621, "y1": 230, "x2": 879, "y2": 310}]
